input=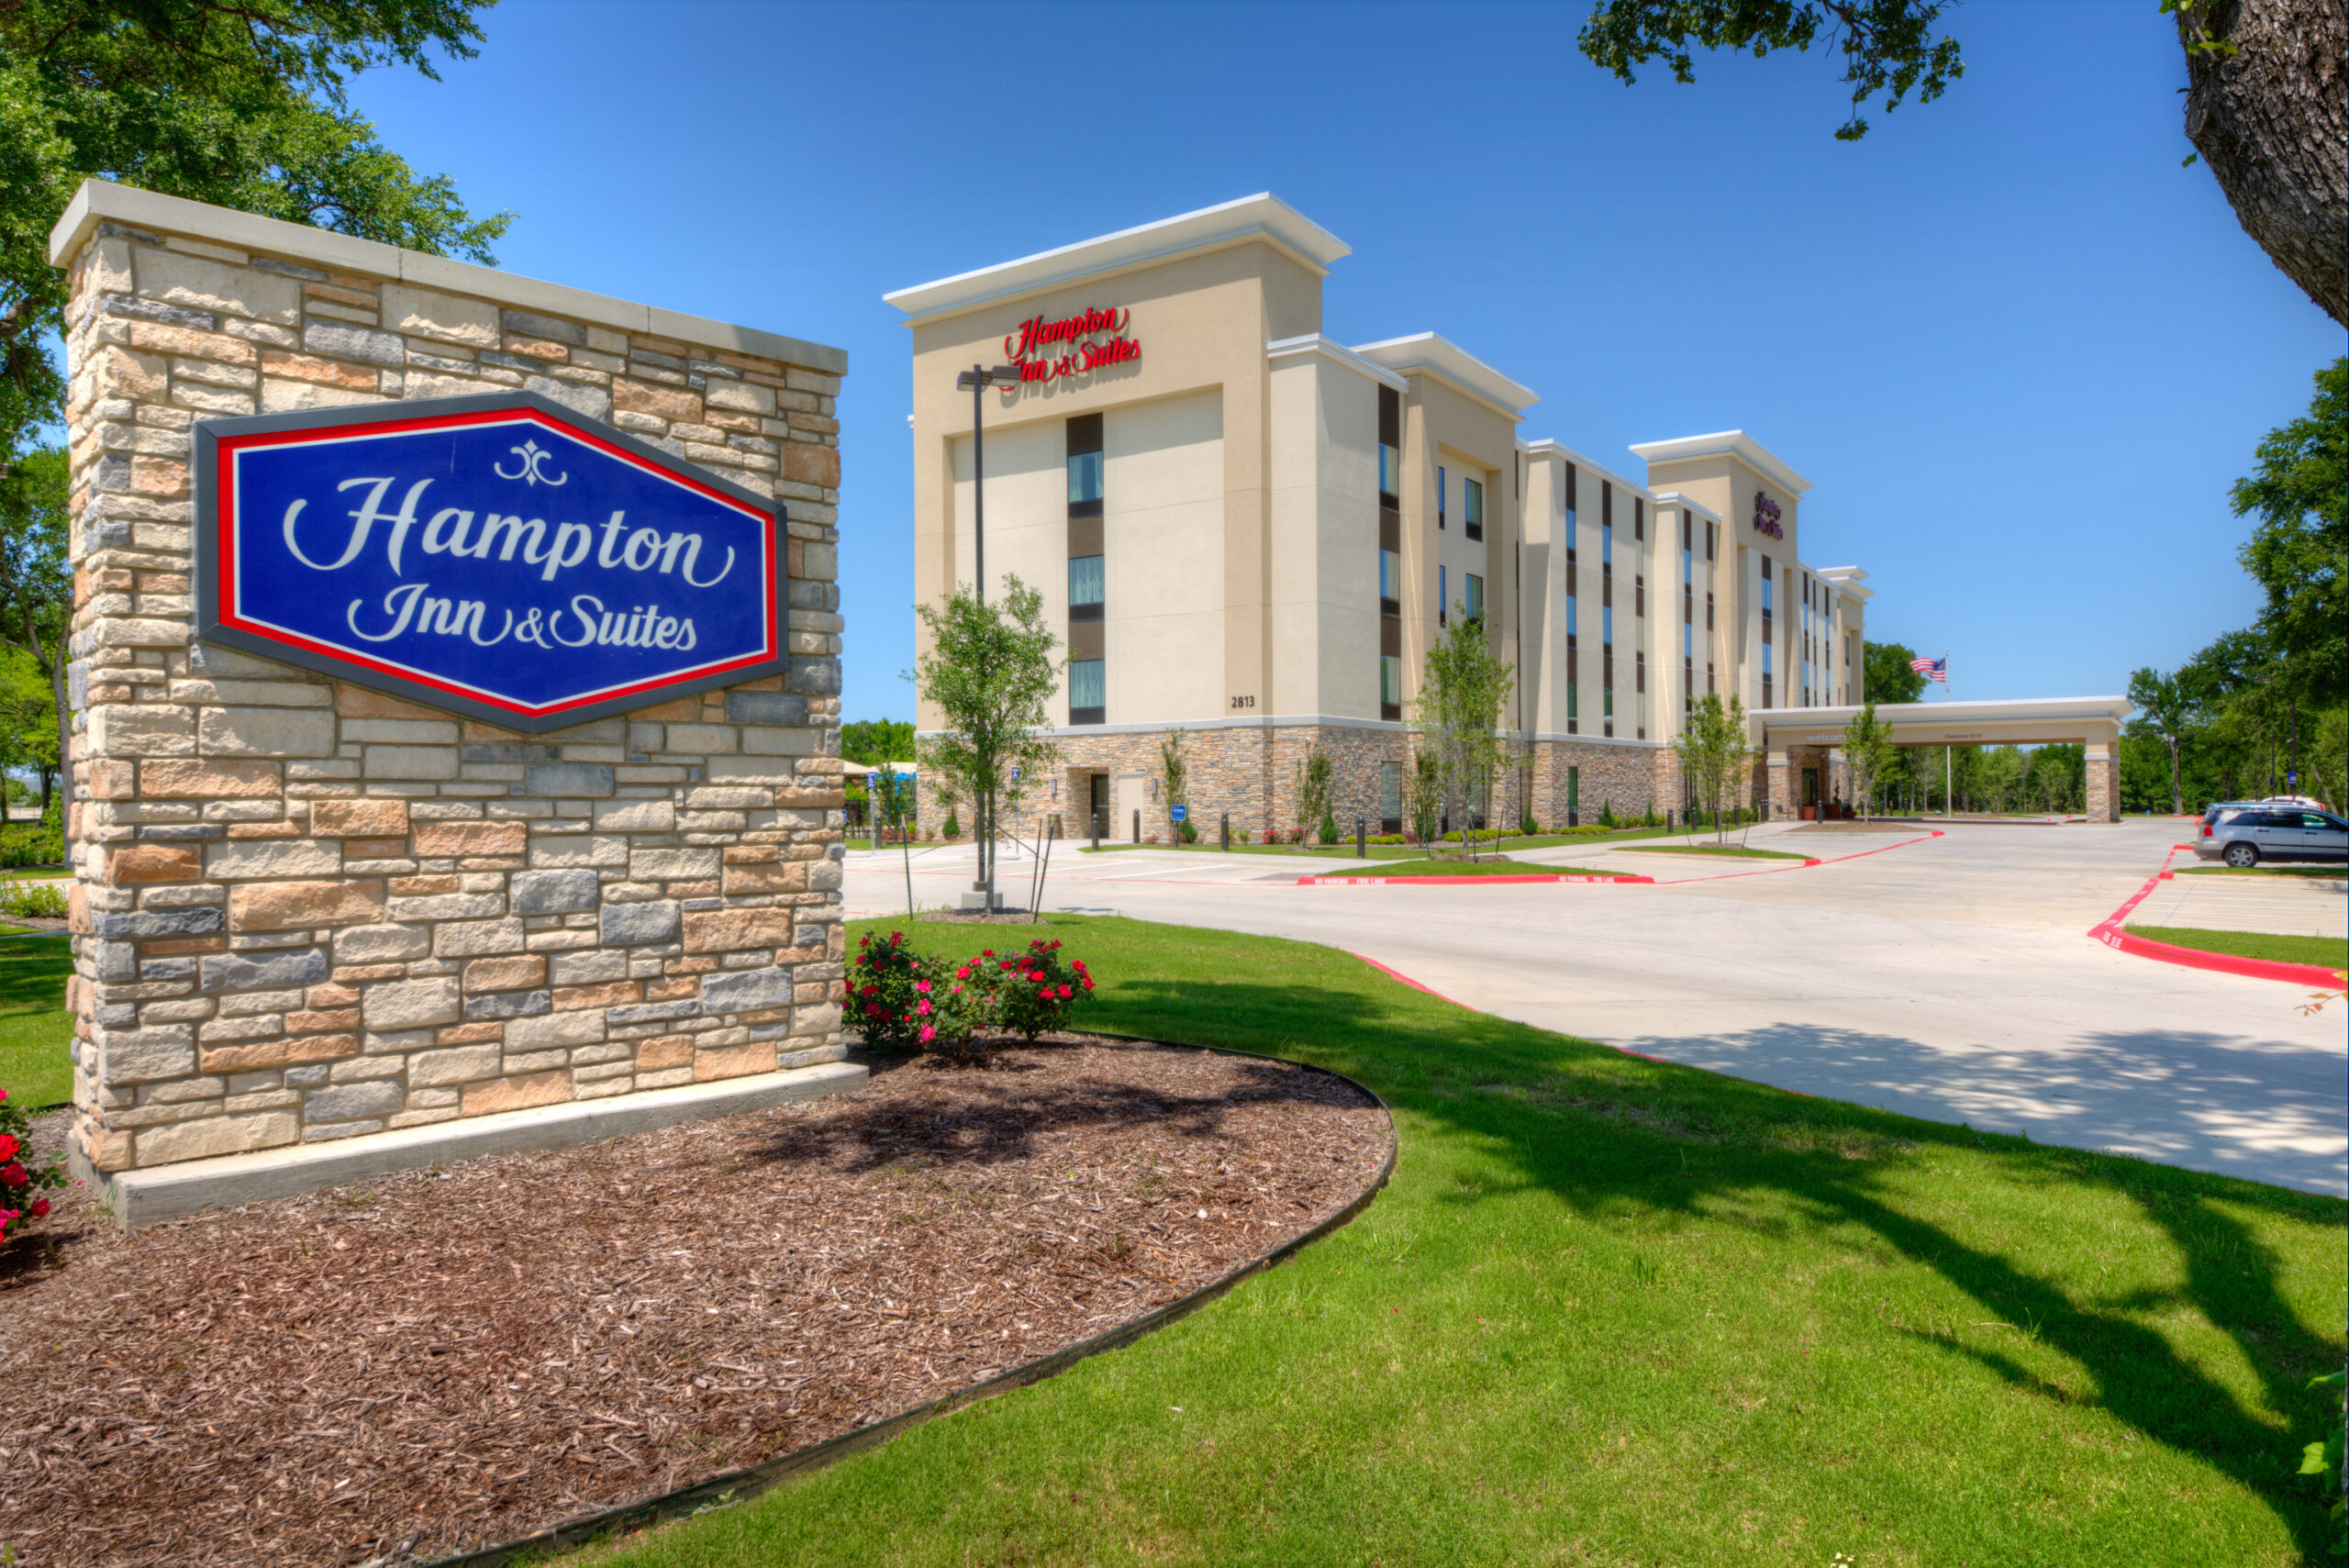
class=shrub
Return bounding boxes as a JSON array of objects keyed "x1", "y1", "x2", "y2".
[
  {"x1": 1237, "y1": 828, "x2": 1252, "y2": 844},
  {"x1": 1178, "y1": 818, "x2": 1198, "y2": 843},
  {"x1": 941, "y1": 806, "x2": 962, "y2": 839},
  {"x1": 0, "y1": 881, "x2": 68, "y2": 920},
  {"x1": 843, "y1": 930, "x2": 973, "y2": 1051},
  {"x1": 1369, "y1": 832, "x2": 1408, "y2": 845},
  {"x1": 0, "y1": 1088, "x2": 65, "y2": 1246},
  {"x1": 0, "y1": 826, "x2": 61, "y2": 869},
  {"x1": 963, "y1": 938, "x2": 1095, "y2": 1040},
  {"x1": 1520, "y1": 808, "x2": 1539, "y2": 836},
  {"x1": 1598, "y1": 799, "x2": 1618, "y2": 828}
]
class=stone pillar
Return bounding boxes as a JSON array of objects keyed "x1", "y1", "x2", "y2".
[
  {"x1": 52, "y1": 180, "x2": 849, "y2": 1192},
  {"x1": 2087, "y1": 743, "x2": 2119, "y2": 822},
  {"x1": 1765, "y1": 744, "x2": 1792, "y2": 820}
]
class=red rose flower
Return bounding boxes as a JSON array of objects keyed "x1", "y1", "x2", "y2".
[
  {"x1": 28, "y1": 1197, "x2": 47, "y2": 1218},
  {"x1": 0, "y1": 1135, "x2": 17, "y2": 1162},
  {"x1": 0, "y1": 1163, "x2": 24, "y2": 1188},
  {"x1": 1058, "y1": 984, "x2": 1073, "y2": 998}
]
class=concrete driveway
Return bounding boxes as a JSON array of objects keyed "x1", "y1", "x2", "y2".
[{"x1": 845, "y1": 819, "x2": 2347, "y2": 1196}]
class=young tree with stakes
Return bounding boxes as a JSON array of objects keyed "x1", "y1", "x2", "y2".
[
  {"x1": 1415, "y1": 603, "x2": 1517, "y2": 861},
  {"x1": 1159, "y1": 727, "x2": 1189, "y2": 843},
  {"x1": 1840, "y1": 700, "x2": 1898, "y2": 822},
  {"x1": 1675, "y1": 693, "x2": 1758, "y2": 844},
  {"x1": 915, "y1": 577, "x2": 1060, "y2": 912}
]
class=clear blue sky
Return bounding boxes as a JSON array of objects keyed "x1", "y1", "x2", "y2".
[{"x1": 347, "y1": 0, "x2": 2341, "y2": 722}]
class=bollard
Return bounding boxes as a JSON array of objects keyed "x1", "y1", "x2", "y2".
[
  {"x1": 1132, "y1": 807, "x2": 1141, "y2": 843},
  {"x1": 1356, "y1": 815, "x2": 1366, "y2": 859},
  {"x1": 1219, "y1": 812, "x2": 1230, "y2": 852},
  {"x1": 1091, "y1": 811, "x2": 1100, "y2": 851}
]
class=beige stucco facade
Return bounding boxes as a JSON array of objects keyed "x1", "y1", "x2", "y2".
[{"x1": 886, "y1": 196, "x2": 1951, "y2": 839}]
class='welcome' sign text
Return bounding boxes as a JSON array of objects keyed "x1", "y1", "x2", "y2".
[{"x1": 194, "y1": 392, "x2": 787, "y2": 730}]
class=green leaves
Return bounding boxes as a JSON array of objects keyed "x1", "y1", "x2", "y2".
[
  {"x1": 1863, "y1": 639, "x2": 1929, "y2": 705},
  {"x1": 0, "y1": 0, "x2": 510, "y2": 463},
  {"x1": 1576, "y1": 0, "x2": 1965, "y2": 140},
  {"x1": 1674, "y1": 692, "x2": 1755, "y2": 839},
  {"x1": 1413, "y1": 606, "x2": 1516, "y2": 856},
  {"x1": 2232, "y1": 359, "x2": 2348, "y2": 705},
  {"x1": 913, "y1": 575, "x2": 1062, "y2": 827}
]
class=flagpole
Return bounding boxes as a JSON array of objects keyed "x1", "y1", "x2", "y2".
[{"x1": 1943, "y1": 651, "x2": 1952, "y2": 818}]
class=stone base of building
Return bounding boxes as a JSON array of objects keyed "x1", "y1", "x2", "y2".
[
  {"x1": 73, "y1": 1054, "x2": 863, "y2": 1229},
  {"x1": 924, "y1": 724, "x2": 1692, "y2": 842}
]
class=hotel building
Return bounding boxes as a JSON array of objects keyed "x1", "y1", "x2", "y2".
[{"x1": 887, "y1": 195, "x2": 1876, "y2": 838}]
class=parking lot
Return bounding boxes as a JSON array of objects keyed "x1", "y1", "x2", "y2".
[{"x1": 846, "y1": 817, "x2": 2347, "y2": 1195}]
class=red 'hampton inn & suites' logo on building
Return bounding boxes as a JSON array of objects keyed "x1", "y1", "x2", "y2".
[{"x1": 1002, "y1": 306, "x2": 1141, "y2": 384}]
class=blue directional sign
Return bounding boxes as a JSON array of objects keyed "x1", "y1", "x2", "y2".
[
  {"x1": 1170, "y1": 803, "x2": 1187, "y2": 823},
  {"x1": 194, "y1": 391, "x2": 786, "y2": 731}
]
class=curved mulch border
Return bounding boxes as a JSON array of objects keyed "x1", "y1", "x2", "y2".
[{"x1": 415, "y1": 1038, "x2": 1394, "y2": 1568}]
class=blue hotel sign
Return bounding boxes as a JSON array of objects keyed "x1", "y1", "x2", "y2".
[{"x1": 194, "y1": 391, "x2": 786, "y2": 732}]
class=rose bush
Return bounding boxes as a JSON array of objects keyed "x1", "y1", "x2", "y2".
[
  {"x1": 846, "y1": 932, "x2": 1096, "y2": 1052},
  {"x1": 961, "y1": 938, "x2": 1094, "y2": 1040},
  {"x1": 843, "y1": 930, "x2": 974, "y2": 1051},
  {"x1": 0, "y1": 1089, "x2": 64, "y2": 1245}
]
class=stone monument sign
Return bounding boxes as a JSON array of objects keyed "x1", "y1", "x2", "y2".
[{"x1": 50, "y1": 180, "x2": 853, "y2": 1223}]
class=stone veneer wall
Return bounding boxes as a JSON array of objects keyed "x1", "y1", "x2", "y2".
[
  {"x1": 923, "y1": 724, "x2": 1687, "y2": 846},
  {"x1": 55, "y1": 187, "x2": 849, "y2": 1175}
]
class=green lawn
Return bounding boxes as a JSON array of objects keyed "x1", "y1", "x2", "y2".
[
  {"x1": 0, "y1": 933, "x2": 74, "y2": 1109},
  {"x1": 1611, "y1": 842, "x2": 1812, "y2": 860},
  {"x1": 1312, "y1": 858, "x2": 1631, "y2": 879},
  {"x1": 579, "y1": 913, "x2": 2346, "y2": 1568},
  {"x1": 2126, "y1": 923, "x2": 2349, "y2": 972}
]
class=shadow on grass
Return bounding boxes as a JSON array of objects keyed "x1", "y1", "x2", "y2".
[
  {"x1": 1087, "y1": 966, "x2": 2343, "y2": 1559},
  {"x1": 747, "y1": 1045, "x2": 1373, "y2": 1177}
]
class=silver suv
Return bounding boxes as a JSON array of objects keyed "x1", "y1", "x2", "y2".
[{"x1": 2194, "y1": 802, "x2": 2349, "y2": 867}]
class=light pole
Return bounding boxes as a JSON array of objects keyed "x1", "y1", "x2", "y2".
[{"x1": 954, "y1": 362, "x2": 1020, "y2": 909}]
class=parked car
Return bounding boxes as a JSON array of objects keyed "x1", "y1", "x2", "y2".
[{"x1": 2192, "y1": 803, "x2": 2349, "y2": 866}]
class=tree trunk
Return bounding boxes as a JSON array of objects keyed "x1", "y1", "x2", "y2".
[
  {"x1": 2168, "y1": 739, "x2": 2183, "y2": 817},
  {"x1": 2179, "y1": 0, "x2": 2347, "y2": 325}
]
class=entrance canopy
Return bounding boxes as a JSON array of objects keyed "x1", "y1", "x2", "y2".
[
  {"x1": 1757, "y1": 695, "x2": 2133, "y2": 751},
  {"x1": 1753, "y1": 695, "x2": 2136, "y2": 821}
]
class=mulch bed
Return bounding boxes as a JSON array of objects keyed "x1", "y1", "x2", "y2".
[{"x1": 0, "y1": 1037, "x2": 1390, "y2": 1568}]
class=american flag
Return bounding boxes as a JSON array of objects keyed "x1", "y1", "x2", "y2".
[{"x1": 1909, "y1": 654, "x2": 1948, "y2": 683}]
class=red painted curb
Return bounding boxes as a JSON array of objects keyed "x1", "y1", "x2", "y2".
[
  {"x1": 1301, "y1": 872, "x2": 1652, "y2": 886},
  {"x1": 2088, "y1": 846, "x2": 2347, "y2": 989}
]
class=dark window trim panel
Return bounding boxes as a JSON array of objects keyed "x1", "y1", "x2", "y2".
[
  {"x1": 1070, "y1": 706, "x2": 1105, "y2": 727},
  {"x1": 1067, "y1": 497, "x2": 1103, "y2": 519},
  {"x1": 1380, "y1": 703, "x2": 1402, "y2": 722},
  {"x1": 1069, "y1": 602, "x2": 1103, "y2": 622}
]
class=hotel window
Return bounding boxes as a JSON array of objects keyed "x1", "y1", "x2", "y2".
[
  {"x1": 1567, "y1": 764, "x2": 1580, "y2": 824},
  {"x1": 1706, "y1": 590, "x2": 1714, "y2": 631},
  {"x1": 1708, "y1": 660, "x2": 1716, "y2": 695},
  {"x1": 1635, "y1": 573, "x2": 1645, "y2": 618},
  {"x1": 1602, "y1": 605, "x2": 1613, "y2": 650},
  {"x1": 1066, "y1": 414, "x2": 1104, "y2": 512},
  {"x1": 1636, "y1": 650, "x2": 1645, "y2": 694},
  {"x1": 1378, "y1": 548, "x2": 1401, "y2": 615},
  {"x1": 1566, "y1": 595, "x2": 1577, "y2": 644},
  {"x1": 1068, "y1": 554, "x2": 1104, "y2": 621},
  {"x1": 1633, "y1": 498, "x2": 1643, "y2": 541},
  {"x1": 1437, "y1": 465, "x2": 1447, "y2": 529},
  {"x1": 1464, "y1": 573, "x2": 1484, "y2": 623},
  {"x1": 1564, "y1": 462, "x2": 1578, "y2": 520},
  {"x1": 1438, "y1": 564, "x2": 1448, "y2": 627},
  {"x1": 1464, "y1": 477, "x2": 1485, "y2": 541},
  {"x1": 1565, "y1": 543, "x2": 1577, "y2": 597},
  {"x1": 1566, "y1": 666, "x2": 1578, "y2": 731},
  {"x1": 1380, "y1": 654, "x2": 1403, "y2": 712},
  {"x1": 1378, "y1": 760, "x2": 1402, "y2": 834},
  {"x1": 1762, "y1": 641, "x2": 1774, "y2": 709},
  {"x1": 1706, "y1": 521, "x2": 1717, "y2": 562},
  {"x1": 1069, "y1": 658, "x2": 1106, "y2": 725},
  {"x1": 1066, "y1": 415, "x2": 1106, "y2": 725},
  {"x1": 1377, "y1": 385, "x2": 1401, "y2": 509}
]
